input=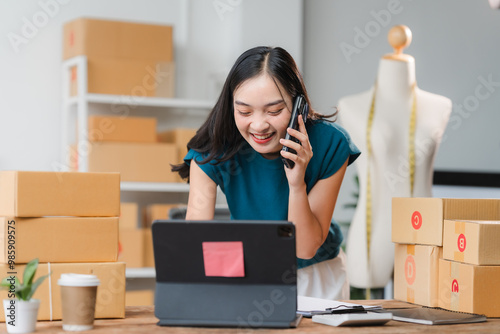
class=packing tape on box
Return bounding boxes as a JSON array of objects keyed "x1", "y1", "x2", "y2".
[
  {"x1": 48, "y1": 262, "x2": 53, "y2": 321},
  {"x1": 407, "y1": 287, "x2": 415, "y2": 303},
  {"x1": 454, "y1": 251, "x2": 465, "y2": 262},
  {"x1": 406, "y1": 244, "x2": 415, "y2": 255},
  {"x1": 454, "y1": 221, "x2": 466, "y2": 262},
  {"x1": 405, "y1": 245, "x2": 416, "y2": 303},
  {"x1": 450, "y1": 261, "x2": 460, "y2": 311},
  {"x1": 454, "y1": 221, "x2": 466, "y2": 234}
]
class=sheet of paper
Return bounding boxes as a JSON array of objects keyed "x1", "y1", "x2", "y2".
[
  {"x1": 202, "y1": 241, "x2": 245, "y2": 277},
  {"x1": 298, "y1": 295, "x2": 381, "y2": 312}
]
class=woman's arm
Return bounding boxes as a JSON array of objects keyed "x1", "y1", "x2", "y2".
[
  {"x1": 288, "y1": 159, "x2": 348, "y2": 259},
  {"x1": 281, "y1": 116, "x2": 349, "y2": 258},
  {"x1": 185, "y1": 160, "x2": 217, "y2": 220}
]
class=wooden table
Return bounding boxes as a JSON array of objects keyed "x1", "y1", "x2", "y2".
[{"x1": 7, "y1": 300, "x2": 500, "y2": 333}]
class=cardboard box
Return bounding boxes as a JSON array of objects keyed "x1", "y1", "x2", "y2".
[
  {"x1": 0, "y1": 171, "x2": 120, "y2": 217},
  {"x1": 143, "y1": 203, "x2": 183, "y2": 228},
  {"x1": 392, "y1": 198, "x2": 500, "y2": 246},
  {"x1": 0, "y1": 217, "x2": 118, "y2": 264},
  {"x1": 394, "y1": 244, "x2": 442, "y2": 307},
  {"x1": 143, "y1": 228, "x2": 155, "y2": 268},
  {"x1": 73, "y1": 142, "x2": 178, "y2": 183},
  {"x1": 157, "y1": 128, "x2": 197, "y2": 163},
  {"x1": 63, "y1": 18, "x2": 173, "y2": 62},
  {"x1": 120, "y1": 202, "x2": 139, "y2": 230},
  {"x1": 438, "y1": 258, "x2": 500, "y2": 317},
  {"x1": 443, "y1": 220, "x2": 500, "y2": 265},
  {"x1": 70, "y1": 59, "x2": 175, "y2": 97},
  {"x1": 119, "y1": 229, "x2": 144, "y2": 268},
  {"x1": 126, "y1": 289, "x2": 154, "y2": 306},
  {"x1": 0, "y1": 262, "x2": 125, "y2": 321},
  {"x1": 88, "y1": 116, "x2": 157, "y2": 143}
]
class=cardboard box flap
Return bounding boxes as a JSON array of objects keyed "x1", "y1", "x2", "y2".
[
  {"x1": 11, "y1": 171, "x2": 120, "y2": 217},
  {"x1": 392, "y1": 197, "x2": 444, "y2": 245},
  {"x1": 0, "y1": 171, "x2": 17, "y2": 215},
  {"x1": 0, "y1": 262, "x2": 125, "y2": 321},
  {"x1": 63, "y1": 17, "x2": 173, "y2": 61},
  {"x1": 1, "y1": 217, "x2": 119, "y2": 264},
  {"x1": 443, "y1": 199, "x2": 500, "y2": 220}
]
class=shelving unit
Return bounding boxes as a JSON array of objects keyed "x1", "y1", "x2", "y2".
[
  {"x1": 61, "y1": 55, "x2": 214, "y2": 179},
  {"x1": 61, "y1": 56, "x2": 215, "y2": 280}
]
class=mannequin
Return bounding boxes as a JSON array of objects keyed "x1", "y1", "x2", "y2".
[{"x1": 338, "y1": 25, "x2": 452, "y2": 290}]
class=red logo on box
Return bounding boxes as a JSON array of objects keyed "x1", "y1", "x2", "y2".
[
  {"x1": 405, "y1": 255, "x2": 416, "y2": 285},
  {"x1": 452, "y1": 279, "x2": 459, "y2": 293},
  {"x1": 457, "y1": 233, "x2": 466, "y2": 252},
  {"x1": 411, "y1": 211, "x2": 422, "y2": 230}
]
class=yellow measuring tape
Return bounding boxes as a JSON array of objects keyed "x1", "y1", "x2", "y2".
[{"x1": 365, "y1": 83, "x2": 417, "y2": 299}]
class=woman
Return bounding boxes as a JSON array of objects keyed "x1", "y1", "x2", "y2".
[{"x1": 172, "y1": 46, "x2": 360, "y2": 300}]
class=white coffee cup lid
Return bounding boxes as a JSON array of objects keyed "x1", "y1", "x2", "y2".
[{"x1": 58, "y1": 273, "x2": 100, "y2": 287}]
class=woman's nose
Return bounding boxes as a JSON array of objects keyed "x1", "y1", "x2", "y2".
[{"x1": 251, "y1": 115, "x2": 270, "y2": 132}]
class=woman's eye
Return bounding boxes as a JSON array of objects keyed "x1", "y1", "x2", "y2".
[
  {"x1": 268, "y1": 108, "x2": 284, "y2": 115},
  {"x1": 237, "y1": 110, "x2": 251, "y2": 116}
]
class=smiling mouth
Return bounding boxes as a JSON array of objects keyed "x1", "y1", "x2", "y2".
[
  {"x1": 250, "y1": 133, "x2": 275, "y2": 144},
  {"x1": 252, "y1": 133, "x2": 274, "y2": 140}
]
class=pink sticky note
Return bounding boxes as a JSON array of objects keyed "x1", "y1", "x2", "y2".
[{"x1": 202, "y1": 241, "x2": 245, "y2": 277}]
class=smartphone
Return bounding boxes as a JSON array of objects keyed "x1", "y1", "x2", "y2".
[{"x1": 281, "y1": 94, "x2": 309, "y2": 169}]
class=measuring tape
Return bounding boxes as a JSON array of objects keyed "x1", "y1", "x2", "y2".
[{"x1": 365, "y1": 83, "x2": 417, "y2": 299}]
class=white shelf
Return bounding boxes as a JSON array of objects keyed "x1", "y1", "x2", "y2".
[
  {"x1": 126, "y1": 267, "x2": 156, "y2": 279},
  {"x1": 66, "y1": 93, "x2": 214, "y2": 109},
  {"x1": 120, "y1": 182, "x2": 189, "y2": 192}
]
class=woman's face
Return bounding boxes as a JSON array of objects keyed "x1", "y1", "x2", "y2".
[{"x1": 233, "y1": 74, "x2": 293, "y2": 159}]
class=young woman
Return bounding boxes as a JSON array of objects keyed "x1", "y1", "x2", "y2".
[{"x1": 172, "y1": 46, "x2": 360, "y2": 300}]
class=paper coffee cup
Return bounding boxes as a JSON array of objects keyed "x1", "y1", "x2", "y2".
[{"x1": 58, "y1": 274, "x2": 100, "y2": 331}]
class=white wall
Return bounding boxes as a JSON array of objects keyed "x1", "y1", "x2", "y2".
[
  {"x1": 0, "y1": 0, "x2": 303, "y2": 172},
  {"x1": 304, "y1": 0, "x2": 500, "y2": 224}
]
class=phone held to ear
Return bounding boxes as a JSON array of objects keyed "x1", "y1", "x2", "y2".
[{"x1": 281, "y1": 94, "x2": 309, "y2": 169}]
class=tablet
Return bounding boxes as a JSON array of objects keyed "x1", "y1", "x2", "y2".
[{"x1": 152, "y1": 219, "x2": 300, "y2": 328}]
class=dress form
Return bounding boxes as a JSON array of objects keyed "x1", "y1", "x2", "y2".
[{"x1": 338, "y1": 26, "x2": 452, "y2": 289}]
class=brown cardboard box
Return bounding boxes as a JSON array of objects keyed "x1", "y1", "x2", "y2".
[
  {"x1": 143, "y1": 228, "x2": 155, "y2": 268},
  {"x1": 0, "y1": 262, "x2": 125, "y2": 321},
  {"x1": 394, "y1": 244, "x2": 442, "y2": 307},
  {"x1": 70, "y1": 59, "x2": 175, "y2": 97},
  {"x1": 0, "y1": 217, "x2": 118, "y2": 264},
  {"x1": 126, "y1": 289, "x2": 154, "y2": 306},
  {"x1": 63, "y1": 18, "x2": 173, "y2": 62},
  {"x1": 143, "y1": 203, "x2": 183, "y2": 228},
  {"x1": 438, "y1": 258, "x2": 500, "y2": 317},
  {"x1": 443, "y1": 220, "x2": 500, "y2": 265},
  {"x1": 119, "y1": 229, "x2": 144, "y2": 268},
  {"x1": 75, "y1": 142, "x2": 178, "y2": 183},
  {"x1": 0, "y1": 171, "x2": 120, "y2": 217},
  {"x1": 392, "y1": 198, "x2": 500, "y2": 246},
  {"x1": 157, "y1": 128, "x2": 197, "y2": 163},
  {"x1": 88, "y1": 116, "x2": 157, "y2": 143},
  {"x1": 120, "y1": 202, "x2": 139, "y2": 230}
]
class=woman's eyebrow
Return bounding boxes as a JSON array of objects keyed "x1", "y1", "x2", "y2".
[{"x1": 234, "y1": 99, "x2": 285, "y2": 107}]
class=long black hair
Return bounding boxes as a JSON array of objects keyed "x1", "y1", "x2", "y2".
[{"x1": 172, "y1": 46, "x2": 335, "y2": 181}]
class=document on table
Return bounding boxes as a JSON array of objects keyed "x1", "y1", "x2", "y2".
[{"x1": 297, "y1": 296, "x2": 382, "y2": 317}]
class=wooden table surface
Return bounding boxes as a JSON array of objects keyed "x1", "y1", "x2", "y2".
[{"x1": 4, "y1": 300, "x2": 499, "y2": 333}]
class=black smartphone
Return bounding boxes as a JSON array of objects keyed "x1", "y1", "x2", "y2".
[{"x1": 281, "y1": 94, "x2": 309, "y2": 169}]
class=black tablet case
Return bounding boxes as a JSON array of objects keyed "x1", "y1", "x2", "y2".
[{"x1": 152, "y1": 220, "x2": 298, "y2": 328}]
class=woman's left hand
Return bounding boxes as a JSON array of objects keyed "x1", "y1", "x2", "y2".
[{"x1": 280, "y1": 115, "x2": 313, "y2": 189}]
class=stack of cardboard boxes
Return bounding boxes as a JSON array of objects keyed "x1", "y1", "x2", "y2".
[
  {"x1": 0, "y1": 171, "x2": 125, "y2": 321},
  {"x1": 118, "y1": 202, "x2": 182, "y2": 306},
  {"x1": 63, "y1": 17, "x2": 175, "y2": 97},
  {"x1": 71, "y1": 115, "x2": 198, "y2": 183},
  {"x1": 392, "y1": 197, "x2": 500, "y2": 316},
  {"x1": 72, "y1": 115, "x2": 180, "y2": 183}
]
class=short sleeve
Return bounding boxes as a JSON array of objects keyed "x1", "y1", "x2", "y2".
[
  {"x1": 307, "y1": 121, "x2": 361, "y2": 181},
  {"x1": 184, "y1": 149, "x2": 222, "y2": 186}
]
